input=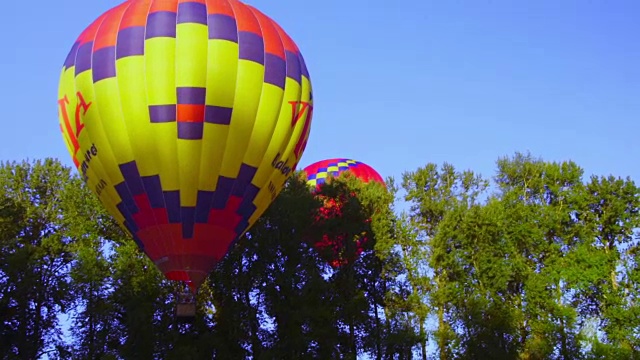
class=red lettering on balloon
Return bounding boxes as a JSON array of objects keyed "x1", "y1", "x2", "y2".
[
  {"x1": 74, "y1": 92, "x2": 91, "y2": 136},
  {"x1": 58, "y1": 92, "x2": 92, "y2": 167},
  {"x1": 289, "y1": 101, "x2": 313, "y2": 162},
  {"x1": 58, "y1": 96, "x2": 76, "y2": 147}
]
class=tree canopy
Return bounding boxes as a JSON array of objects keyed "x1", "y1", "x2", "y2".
[{"x1": 1, "y1": 153, "x2": 638, "y2": 359}]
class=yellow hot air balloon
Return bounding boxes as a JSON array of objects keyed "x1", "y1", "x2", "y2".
[{"x1": 57, "y1": 0, "x2": 313, "y2": 294}]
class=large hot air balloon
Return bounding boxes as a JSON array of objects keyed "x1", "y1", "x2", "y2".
[
  {"x1": 57, "y1": 0, "x2": 313, "y2": 300},
  {"x1": 302, "y1": 159, "x2": 384, "y2": 267}
]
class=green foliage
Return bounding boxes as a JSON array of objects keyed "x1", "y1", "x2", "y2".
[
  {"x1": 2, "y1": 153, "x2": 639, "y2": 359},
  {"x1": 0, "y1": 159, "x2": 84, "y2": 359}
]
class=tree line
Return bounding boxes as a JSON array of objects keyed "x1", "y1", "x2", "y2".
[{"x1": 0, "y1": 153, "x2": 638, "y2": 359}]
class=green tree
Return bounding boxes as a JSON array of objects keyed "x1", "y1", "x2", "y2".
[
  {"x1": 63, "y1": 164, "x2": 122, "y2": 359},
  {"x1": 494, "y1": 153, "x2": 587, "y2": 359},
  {"x1": 401, "y1": 153, "x2": 640, "y2": 359},
  {"x1": 578, "y1": 175, "x2": 640, "y2": 358},
  {"x1": 0, "y1": 159, "x2": 79, "y2": 359},
  {"x1": 402, "y1": 162, "x2": 488, "y2": 359},
  {"x1": 5, "y1": 153, "x2": 639, "y2": 360}
]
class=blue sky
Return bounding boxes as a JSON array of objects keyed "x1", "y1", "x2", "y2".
[{"x1": 2, "y1": 0, "x2": 638, "y2": 188}]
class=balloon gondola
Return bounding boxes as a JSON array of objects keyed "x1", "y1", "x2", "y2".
[
  {"x1": 176, "y1": 287, "x2": 197, "y2": 320},
  {"x1": 58, "y1": 0, "x2": 313, "y2": 318},
  {"x1": 302, "y1": 159, "x2": 385, "y2": 267}
]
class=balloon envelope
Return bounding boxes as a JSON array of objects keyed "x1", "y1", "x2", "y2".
[
  {"x1": 303, "y1": 159, "x2": 384, "y2": 188},
  {"x1": 57, "y1": 0, "x2": 313, "y2": 289},
  {"x1": 302, "y1": 159, "x2": 384, "y2": 267}
]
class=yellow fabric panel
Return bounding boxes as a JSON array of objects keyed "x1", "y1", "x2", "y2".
[
  {"x1": 198, "y1": 123, "x2": 229, "y2": 191},
  {"x1": 205, "y1": 40, "x2": 238, "y2": 108},
  {"x1": 176, "y1": 23, "x2": 208, "y2": 88},
  {"x1": 175, "y1": 23, "x2": 208, "y2": 206},
  {"x1": 89, "y1": 73, "x2": 136, "y2": 223},
  {"x1": 58, "y1": 67, "x2": 124, "y2": 223},
  {"x1": 145, "y1": 37, "x2": 179, "y2": 190},
  {"x1": 242, "y1": 83, "x2": 284, "y2": 169},
  {"x1": 219, "y1": 60, "x2": 264, "y2": 179},
  {"x1": 248, "y1": 75, "x2": 313, "y2": 225},
  {"x1": 72, "y1": 71, "x2": 126, "y2": 213},
  {"x1": 92, "y1": 78, "x2": 135, "y2": 166},
  {"x1": 197, "y1": 39, "x2": 239, "y2": 191},
  {"x1": 146, "y1": 37, "x2": 177, "y2": 105},
  {"x1": 177, "y1": 140, "x2": 201, "y2": 207},
  {"x1": 116, "y1": 55, "x2": 158, "y2": 177},
  {"x1": 252, "y1": 77, "x2": 302, "y2": 187},
  {"x1": 150, "y1": 123, "x2": 179, "y2": 190},
  {"x1": 266, "y1": 75, "x2": 313, "y2": 186}
]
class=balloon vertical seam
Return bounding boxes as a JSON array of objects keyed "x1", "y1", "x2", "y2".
[
  {"x1": 233, "y1": 6, "x2": 287, "y2": 238},
  {"x1": 193, "y1": 0, "x2": 210, "y2": 273},
  {"x1": 137, "y1": 0, "x2": 173, "y2": 265},
  {"x1": 173, "y1": 0, "x2": 186, "y2": 272},
  {"x1": 78, "y1": 6, "x2": 141, "y2": 244},
  {"x1": 223, "y1": 2, "x2": 265, "y2": 247}
]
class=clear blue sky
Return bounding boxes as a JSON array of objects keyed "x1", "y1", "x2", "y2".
[{"x1": 2, "y1": 0, "x2": 638, "y2": 187}]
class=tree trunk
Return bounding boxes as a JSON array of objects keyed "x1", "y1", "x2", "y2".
[
  {"x1": 349, "y1": 316, "x2": 357, "y2": 358},
  {"x1": 244, "y1": 285, "x2": 262, "y2": 359},
  {"x1": 374, "y1": 301, "x2": 382, "y2": 360},
  {"x1": 420, "y1": 319, "x2": 427, "y2": 360},
  {"x1": 88, "y1": 283, "x2": 96, "y2": 359},
  {"x1": 438, "y1": 304, "x2": 447, "y2": 360}
]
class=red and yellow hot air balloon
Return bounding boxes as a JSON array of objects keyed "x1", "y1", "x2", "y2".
[
  {"x1": 302, "y1": 159, "x2": 384, "y2": 267},
  {"x1": 57, "y1": 0, "x2": 313, "y2": 293}
]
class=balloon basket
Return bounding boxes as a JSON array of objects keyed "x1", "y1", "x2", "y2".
[
  {"x1": 176, "y1": 303, "x2": 196, "y2": 321},
  {"x1": 176, "y1": 291, "x2": 196, "y2": 321}
]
